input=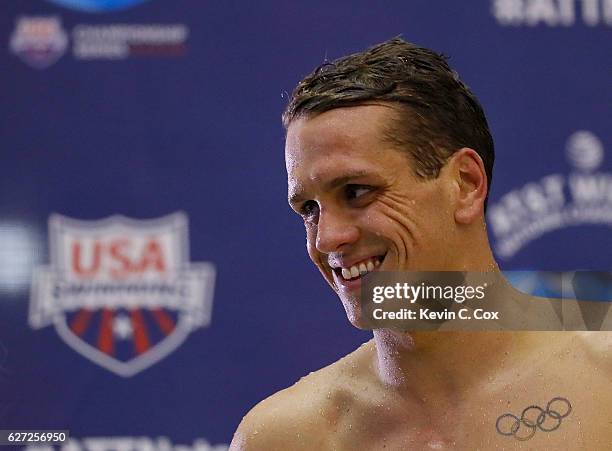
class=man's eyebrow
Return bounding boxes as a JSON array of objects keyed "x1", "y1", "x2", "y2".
[
  {"x1": 288, "y1": 170, "x2": 372, "y2": 206},
  {"x1": 325, "y1": 170, "x2": 372, "y2": 190}
]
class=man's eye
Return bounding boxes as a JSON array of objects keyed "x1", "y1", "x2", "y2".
[
  {"x1": 300, "y1": 201, "x2": 319, "y2": 218},
  {"x1": 346, "y1": 185, "x2": 372, "y2": 200}
]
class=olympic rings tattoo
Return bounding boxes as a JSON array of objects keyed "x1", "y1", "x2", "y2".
[{"x1": 495, "y1": 397, "x2": 572, "y2": 441}]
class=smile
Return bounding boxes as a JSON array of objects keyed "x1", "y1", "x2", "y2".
[{"x1": 334, "y1": 255, "x2": 385, "y2": 281}]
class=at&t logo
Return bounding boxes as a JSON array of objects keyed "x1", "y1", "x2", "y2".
[{"x1": 488, "y1": 131, "x2": 612, "y2": 258}]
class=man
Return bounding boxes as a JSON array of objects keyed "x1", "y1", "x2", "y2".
[{"x1": 230, "y1": 38, "x2": 612, "y2": 450}]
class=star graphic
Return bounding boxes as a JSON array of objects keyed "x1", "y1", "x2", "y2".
[{"x1": 113, "y1": 313, "x2": 133, "y2": 340}]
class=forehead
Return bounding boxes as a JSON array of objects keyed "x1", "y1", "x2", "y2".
[
  {"x1": 285, "y1": 104, "x2": 394, "y2": 158},
  {"x1": 285, "y1": 105, "x2": 406, "y2": 185}
]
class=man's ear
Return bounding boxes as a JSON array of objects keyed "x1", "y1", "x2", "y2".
[{"x1": 448, "y1": 148, "x2": 488, "y2": 224}]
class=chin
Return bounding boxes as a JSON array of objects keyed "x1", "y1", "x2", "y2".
[{"x1": 340, "y1": 298, "x2": 369, "y2": 330}]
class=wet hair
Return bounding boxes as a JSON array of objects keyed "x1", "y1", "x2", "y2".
[{"x1": 282, "y1": 37, "x2": 495, "y2": 208}]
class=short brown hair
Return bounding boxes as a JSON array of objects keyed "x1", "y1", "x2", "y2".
[{"x1": 283, "y1": 37, "x2": 495, "y2": 207}]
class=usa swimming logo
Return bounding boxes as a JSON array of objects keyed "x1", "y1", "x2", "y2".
[
  {"x1": 9, "y1": 16, "x2": 68, "y2": 69},
  {"x1": 29, "y1": 213, "x2": 215, "y2": 377}
]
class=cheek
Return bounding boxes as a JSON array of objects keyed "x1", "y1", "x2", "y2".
[
  {"x1": 375, "y1": 192, "x2": 420, "y2": 235},
  {"x1": 419, "y1": 189, "x2": 455, "y2": 235},
  {"x1": 373, "y1": 187, "x2": 453, "y2": 245},
  {"x1": 304, "y1": 224, "x2": 318, "y2": 261}
]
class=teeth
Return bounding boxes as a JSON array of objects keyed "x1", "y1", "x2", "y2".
[
  {"x1": 339, "y1": 256, "x2": 383, "y2": 280},
  {"x1": 358, "y1": 263, "x2": 367, "y2": 275}
]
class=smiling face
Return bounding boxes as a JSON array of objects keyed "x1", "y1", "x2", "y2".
[{"x1": 285, "y1": 104, "x2": 465, "y2": 327}]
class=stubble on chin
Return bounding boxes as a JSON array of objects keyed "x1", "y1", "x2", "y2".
[{"x1": 339, "y1": 293, "x2": 365, "y2": 328}]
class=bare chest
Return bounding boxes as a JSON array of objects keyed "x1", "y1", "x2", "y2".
[{"x1": 322, "y1": 353, "x2": 611, "y2": 450}]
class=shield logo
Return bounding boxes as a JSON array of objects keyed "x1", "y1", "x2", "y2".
[
  {"x1": 30, "y1": 212, "x2": 215, "y2": 377},
  {"x1": 9, "y1": 16, "x2": 68, "y2": 69}
]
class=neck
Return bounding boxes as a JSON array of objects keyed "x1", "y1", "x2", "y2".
[
  {"x1": 371, "y1": 238, "x2": 516, "y2": 395},
  {"x1": 372, "y1": 329, "x2": 527, "y2": 397},
  {"x1": 452, "y1": 224, "x2": 499, "y2": 271}
]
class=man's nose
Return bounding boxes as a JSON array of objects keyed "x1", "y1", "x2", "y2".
[{"x1": 315, "y1": 207, "x2": 359, "y2": 253}]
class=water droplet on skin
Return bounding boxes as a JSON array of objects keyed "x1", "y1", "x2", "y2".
[{"x1": 427, "y1": 439, "x2": 444, "y2": 449}]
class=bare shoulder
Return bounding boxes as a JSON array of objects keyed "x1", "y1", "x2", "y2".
[
  {"x1": 528, "y1": 331, "x2": 612, "y2": 369},
  {"x1": 229, "y1": 340, "x2": 375, "y2": 451},
  {"x1": 573, "y1": 330, "x2": 612, "y2": 347},
  {"x1": 572, "y1": 331, "x2": 612, "y2": 369},
  {"x1": 229, "y1": 382, "x2": 322, "y2": 451}
]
